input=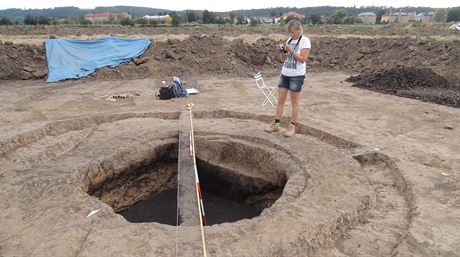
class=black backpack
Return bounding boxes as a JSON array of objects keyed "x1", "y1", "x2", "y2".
[{"x1": 157, "y1": 85, "x2": 174, "y2": 100}]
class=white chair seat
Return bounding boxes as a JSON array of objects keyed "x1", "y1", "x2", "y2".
[{"x1": 254, "y1": 72, "x2": 277, "y2": 107}]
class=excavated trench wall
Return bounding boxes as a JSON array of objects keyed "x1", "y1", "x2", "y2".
[
  {"x1": 1, "y1": 36, "x2": 458, "y2": 84},
  {"x1": 0, "y1": 109, "x2": 421, "y2": 256},
  {"x1": 83, "y1": 136, "x2": 288, "y2": 225}
]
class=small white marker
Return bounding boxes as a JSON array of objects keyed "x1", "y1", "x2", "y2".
[{"x1": 86, "y1": 209, "x2": 100, "y2": 217}]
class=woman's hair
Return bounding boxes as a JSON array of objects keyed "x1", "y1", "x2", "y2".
[{"x1": 287, "y1": 19, "x2": 303, "y2": 34}]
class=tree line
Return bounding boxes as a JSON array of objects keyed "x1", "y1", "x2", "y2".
[
  {"x1": 0, "y1": 10, "x2": 243, "y2": 27},
  {"x1": 0, "y1": 15, "x2": 91, "y2": 25},
  {"x1": 0, "y1": 6, "x2": 459, "y2": 26}
]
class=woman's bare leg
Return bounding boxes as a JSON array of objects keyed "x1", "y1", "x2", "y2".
[
  {"x1": 275, "y1": 88, "x2": 289, "y2": 119},
  {"x1": 289, "y1": 91, "x2": 300, "y2": 123}
]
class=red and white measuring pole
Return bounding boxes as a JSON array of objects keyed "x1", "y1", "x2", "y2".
[
  {"x1": 189, "y1": 132, "x2": 193, "y2": 157},
  {"x1": 187, "y1": 102, "x2": 208, "y2": 257},
  {"x1": 189, "y1": 130, "x2": 208, "y2": 226}
]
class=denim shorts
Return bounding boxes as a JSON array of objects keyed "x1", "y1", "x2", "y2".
[{"x1": 277, "y1": 74, "x2": 305, "y2": 92}]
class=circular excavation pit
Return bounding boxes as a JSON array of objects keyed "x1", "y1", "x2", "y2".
[
  {"x1": 1, "y1": 112, "x2": 416, "y2": 257},
  {"x1": 84, "y1": 137, "x2": 287, "y2": 225}
]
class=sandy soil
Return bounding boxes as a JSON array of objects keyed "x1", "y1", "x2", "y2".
[{"x1": 0, "y1": 71, "x2": 459, "y2": 257}]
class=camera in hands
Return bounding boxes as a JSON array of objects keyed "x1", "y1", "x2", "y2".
[{"x1": 278, "y1": 43, "x2": 287, "y2": 53}]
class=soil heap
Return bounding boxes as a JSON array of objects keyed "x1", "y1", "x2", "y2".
[
  {"x1": 1, "y1": 35, "x2": 459, "y2": 93},
  {"x1": 0, "y1": 40, "x2": 46, "y2": 79},
  {"x1": 346, "y1": 67, "x2": 460, "y2": 107}
]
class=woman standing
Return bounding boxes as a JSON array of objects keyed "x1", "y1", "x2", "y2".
[{"x1": 265, "y1": 19, "x2": 311, "y2": 137}]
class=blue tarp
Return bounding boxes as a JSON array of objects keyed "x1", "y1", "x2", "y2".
[{"x1": 45, "y1": 37, "x2": 151, "y2": 82}]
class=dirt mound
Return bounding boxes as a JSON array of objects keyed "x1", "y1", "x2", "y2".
[
  {"x1": 0, "y1": 35, "x2": 280, "y2": 82},
  {"x1": 86, "y1": 35, "x2": 280, "y2": 81},
  {"x1": 232, "y1": 38, "x2": 273, "y2": 66},
  {"x1": 1, "y1": 35, "x2": 459, "y2": 86},
  {"x1": 310, "y1": 37, "x2": 460, "y2": 83},
  {"x1": 149, "y1": 35, "x2": 279, "y2": 77},
  {"x1": 0, "y1": 40, "x2": 47, "y2": 80},
  {"x1": 346, "y1": 67, "x2": 460, "y2": 107}
]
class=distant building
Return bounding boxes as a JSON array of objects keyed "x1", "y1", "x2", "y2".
[
  {"x1": 357, "y1": 12, "x2": 376, "y2": 24},
  {"x1": 257, "y1": 16, "x2": 276, "y2": 24},
  {"x1": 143, "y1": 15, "x2": 170, "y2": 22},
  {"x1": 380, "y1": 15, "x2": 391, "y2": 23},
  {"x1": 381, "y1": 11, "x2": 416, "y2": 23},
  {"x1": 414, "y1": 12, "x2": 435, "y2": 23},
  {"x1": 282, "y1": 12, "x2": 305, "y2": 21},
  {"x1": 84, "y1": 12, "x2": 131, "y2": 24},
  {"x1": 321, "y1": 15, "x2": 327, "y2": 23}
]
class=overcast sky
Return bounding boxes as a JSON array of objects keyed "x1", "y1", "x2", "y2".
[{"x1": 0, "y1": 0, "x2": 457, "y2": 11}]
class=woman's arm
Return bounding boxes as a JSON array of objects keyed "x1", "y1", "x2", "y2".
[
  {"x1": 288, "y1": 48, "x2": 310, "y2": 64},
  {"x1": 279, "y1": 52, "x2": 285, "y2": 63}
]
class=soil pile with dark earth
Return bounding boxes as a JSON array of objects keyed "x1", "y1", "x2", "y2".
[
  {"x1": 79, "y1": 36, "x2": 280, "y2": 81},
  {"x1": 1, "y1": 35, "x2": 459, "y2": 88},
  {"x1": 346, "y1": 67, "x2": 460, "y2": 107},
  {"x1": 146, "y1": 35, "x2": 279, "y2": 78},
  {"x1": 310, "y1": 37, "x2": 460, "y2": 84},
  {"x1": 0, "y1": 40, "x2": 47, "y2": 79},
  {"x1": 85, "y1": 36, "x2": 460, "y2": 83}
]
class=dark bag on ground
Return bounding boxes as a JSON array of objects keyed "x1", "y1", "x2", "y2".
[{"x1": 157, "y1": 85, "x2": 174, "y2": 100}]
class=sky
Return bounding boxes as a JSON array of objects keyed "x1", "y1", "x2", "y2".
[{"x1": 0, "y1": 0, "x2": 457, "y2": 11}]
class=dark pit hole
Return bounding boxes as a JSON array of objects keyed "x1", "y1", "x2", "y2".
[
  {"x1": 85, "y1": 139, "x2": 287, "y2": 225},
  {"x1": 196, "y1": 158, "x2": 286, "y2": 225}
]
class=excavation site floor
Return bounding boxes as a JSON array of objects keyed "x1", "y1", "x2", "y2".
[{"x1": 0, "y1": 72, "x2": 459, "y2": 257}]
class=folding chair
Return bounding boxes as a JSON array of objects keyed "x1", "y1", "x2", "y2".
[{"x1": 254, "y1": 72, "x2": 277, "y2": 107}]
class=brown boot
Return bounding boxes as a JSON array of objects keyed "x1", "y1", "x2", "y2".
[
  {"x1": 265, "y1": 122, "x2": 280, "y2": 133},
  {"x1": 284, "y1": 123, "x2": 296, "y2": 137}
]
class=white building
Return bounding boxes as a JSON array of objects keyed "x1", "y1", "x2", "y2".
[
  {"x1": 357, "y1": 12, "x2": 376, "y2": 24},
  {"x1": 258, "y1": 17, "x2": 276, "y2": 24},
  {"x1": 143, "y1": 15, "x2": 170, "y2": 22},
  {"x1": 414, "y1": 12, "x2": 435, "y2": 23},
  {"x1": 382, "y1": 11, "x2": 416, "y2": 23},
  {"x1": 84, "y1": 12, "x2": 131, "y2": 24}
]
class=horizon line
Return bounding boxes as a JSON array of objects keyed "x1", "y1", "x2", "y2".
[{"x1": 0, "y1": 5, "x2": 456, "y2": 12}]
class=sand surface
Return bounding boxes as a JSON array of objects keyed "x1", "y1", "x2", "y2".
[{"x1": 0, "y1": 72, "x2": 459, "y2": 256}]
